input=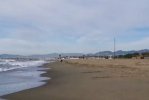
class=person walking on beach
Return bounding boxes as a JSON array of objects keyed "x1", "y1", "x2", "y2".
[
  {"x1": 59, "y1": 54, "x2": 63, "y2": 63},
  {"x1": 60, "y1": 59, "x2": 63, "y2": 63}
]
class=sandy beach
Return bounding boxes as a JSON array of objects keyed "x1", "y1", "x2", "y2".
[{"x1": 2, "y1": 59, "x2": 149, "y2": 100}]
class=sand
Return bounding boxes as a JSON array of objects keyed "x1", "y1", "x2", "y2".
[{"x1": 2, "y1": 59, "x2": 149, "y2": 100}]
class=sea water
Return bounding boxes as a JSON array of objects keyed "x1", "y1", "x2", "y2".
[{"x1": 0, "y1": 59, "x2": 50, "y2": 99}]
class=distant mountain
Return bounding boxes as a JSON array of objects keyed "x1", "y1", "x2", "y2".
[
  {"x1": 29, "y1": 53, "x2": 84, "y2": 59},
  {"x1": 95, "y1": 51, "x2": 113, "y2": 56},
  {"x1": 29, "y1": 53, "x2": 60, "y2": 58},
  {"x1": 95, "y1": 49, "x2": 149, "y2": 56},
  {"x1": 61, "y1": 53, "x2": 83, "y2": 57},
  {"x1": 0, "y1": 54, "x2": 24, "y2": 59},
  {"x1": 0, "y1": 49, "x2": 149, "y2": 59},
  {"x1": 138, "y1": 49, "x2": 149, "y2": 53}
]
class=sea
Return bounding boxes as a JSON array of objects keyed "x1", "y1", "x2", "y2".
[{"x1": 0, "y1": 59, "x2": 50, "y2": 99}]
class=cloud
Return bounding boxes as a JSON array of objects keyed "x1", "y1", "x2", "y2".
[
  {"x1": 117, "y1": 37, "x2": 149, "y2": 51},
  {"x1": 0, "y1": 0, "x2": 149, "y2": 54}
]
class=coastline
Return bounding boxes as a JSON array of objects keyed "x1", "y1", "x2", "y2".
[
  {"x1": 0, "y1": 62, "x2": 50, "y2": 100},
  {"x1": 2, "y1": 62, "x2": 56, "y2": 100},
  {"x1": 3, "y1": 59, "x2": 149, "y2": 100}
]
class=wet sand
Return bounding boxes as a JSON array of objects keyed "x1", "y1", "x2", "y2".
[{"x1": 3, "y1": 59, "x2": 149, "y2": 100}]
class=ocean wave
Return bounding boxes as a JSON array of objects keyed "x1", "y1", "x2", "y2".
[{"x1": 0, "y1": 60, "x2": 46, "y2": 72}]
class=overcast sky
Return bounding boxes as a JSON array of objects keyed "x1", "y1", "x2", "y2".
[{"x1": 0, "y1": 0, "x2": 149, "y2": 55}]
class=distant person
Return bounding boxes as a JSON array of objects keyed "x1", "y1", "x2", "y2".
[{"x1": 60, "y1": 59, "x2": 63, "y2": 63}]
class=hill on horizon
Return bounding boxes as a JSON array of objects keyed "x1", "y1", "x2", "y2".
[{"x1": 0, "y1": 49, "x2": 149, "y2": 59}]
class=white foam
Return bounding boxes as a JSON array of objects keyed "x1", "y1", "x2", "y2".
[
  {"x1": 0, "y1": 60, "x2": 47, "y2": 72},
  {"x1": 0, "y1": 59, "x2": 50, "y2": 99}
]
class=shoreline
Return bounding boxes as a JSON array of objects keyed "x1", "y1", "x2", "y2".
[
  {"x1": 0, "y1": 63, "x2": 51, "y2": 99},
  {"x1": 3, "y1": 59, "x2": 149, "y2": 100},
  {"x1": 2, "y1": 62, "x2": 60, "y2": 100}
]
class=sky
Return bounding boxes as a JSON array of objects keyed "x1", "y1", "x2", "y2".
[{"x1": 0, "y1": 0, "x2": 149, "y2": 55}]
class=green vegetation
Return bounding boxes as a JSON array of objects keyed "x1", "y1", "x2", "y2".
[
  {"x1": 142, "y1": 52, "x2": 149, "y2": 57},
  {"x1": 118, "y1": 52, "x2": 149, "y2": 58}
]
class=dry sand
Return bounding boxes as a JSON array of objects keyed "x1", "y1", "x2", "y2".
[{"x1": 2, "y1": 59, "x2": 149, "y2": 100}]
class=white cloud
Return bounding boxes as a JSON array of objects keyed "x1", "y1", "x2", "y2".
[
  {"x1": 117, "y1": 37, "x2": 149, "y2": 51},
  {"x1": 0, "y1": 0, "x2": 149, "y2": 54}
]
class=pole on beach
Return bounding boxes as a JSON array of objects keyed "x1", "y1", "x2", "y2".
[
  {"x1": 98, "y1": 50, "x2": 100, "y2": 59},
  {"x1": 114, "y1": 38, "x2": 116, "y2": 59}
]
